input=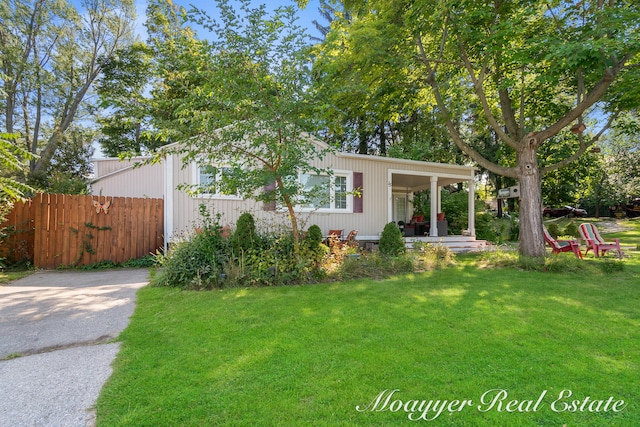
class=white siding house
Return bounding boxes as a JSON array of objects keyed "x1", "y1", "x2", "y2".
[{"x1": 91, "y1": 134, "x2": 478, "y2": 246}]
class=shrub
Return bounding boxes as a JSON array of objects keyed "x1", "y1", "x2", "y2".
[
  {"x1": 563, "y1": 221, "x2": 579, "y2": 238},
  {"x1": 411, "y1": 241, "x2": 455, "y2": 270},
  {"x1": 509, "y1": 214, "x2": 520, "y2": 241},
  {"x1": 475, "y1": 212, "x2": 499, "y2": 242},
  {"x1": 303, "y1": 225, "x2": 323, "y2": 250},
  {"x1": 547, "y1": 223, "x2": 561, "y2": 238},
  {"x1": 231, "y1": 212, "x2": 258, "y2": 256},
  {"x1": 335, "y1": 252, "x2": 413, "y2": 281},
  {"x1": 379, "y1": 222, "x2": 405, "y2": 256},
  {"x1": 153, "y1": 210, "x2": 229, "y2": 289}
]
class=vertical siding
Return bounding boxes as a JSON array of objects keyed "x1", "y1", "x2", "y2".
[
  {"x1": 91, "y1": 162, "x2": 164, "y2": 198},
  {"x1": 93, "y1": 158, "x2": 148, "y2": 176},
  {"x1": 168, "y1": 145, "x2": 475, "y2": 241}
]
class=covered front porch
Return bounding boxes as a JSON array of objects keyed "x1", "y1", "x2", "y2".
[{"x1": 387, "y1": 168, "x2": 476, "y2": 238}]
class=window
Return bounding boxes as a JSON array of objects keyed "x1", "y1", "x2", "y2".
[
  {"x1": 298, "y1": 172, "x2": 351, "y2": 211},
  {"x1": 194, "y1": 164, "x2": 240, "y2": 198}
]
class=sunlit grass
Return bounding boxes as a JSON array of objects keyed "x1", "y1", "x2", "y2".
[
  {"x1": 97, "y1": 244, "x2": 640, "y2": 426},
  {"x1": 0, "y1": 270, "x2": 31, "y2": 285}
]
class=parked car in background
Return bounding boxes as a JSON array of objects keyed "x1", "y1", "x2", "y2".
[{"x1": 543, "y1": 205, "x2": 588, "y2": 218}]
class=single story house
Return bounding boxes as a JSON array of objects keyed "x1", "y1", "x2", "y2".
[{"x1": 91, "y1": 133, "x2": 479, "y2": 249}]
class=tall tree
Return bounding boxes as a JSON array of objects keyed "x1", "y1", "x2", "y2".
[
  {"x1": 312, "y1": 0, "x2": 640, "y2": 256},
  {"x1": 0, "y1": 0, "x2": 135, "y2": 182},
  {"x1": 97, "y1": 0, "x2": 214, "y2": 156},
  {"x1": 155, "y1": 0, "x2": 330, "y2": 241},
  {"x1": 0, "y1": 133, "x2": 34, "y2": 203}
]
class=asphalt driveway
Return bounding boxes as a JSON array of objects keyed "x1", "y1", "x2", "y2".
[{"x1": 0, "y1": 269, "x2": 149, "y2": 426}]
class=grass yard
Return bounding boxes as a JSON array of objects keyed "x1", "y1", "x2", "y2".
[
  {"x1": 97, "y1": 222, "x2": 640, "y2": 426},
  {"x1": 0, "y1": 270, "x2": 31, "y2": 285}
]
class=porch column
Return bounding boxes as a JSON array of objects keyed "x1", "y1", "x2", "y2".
[
  {"x1": 430, "y1": 176, "x2": 438, "y2": 237},
  {"x1": 468, "y1": 179, "x2": 476, "y2": 236},
  {"x1": 387, "y1": 172, "x2": 393, "y2": 224}
]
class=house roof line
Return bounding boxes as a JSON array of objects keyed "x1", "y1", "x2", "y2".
[
  {"x1": 90, "y1": 158, "x2": 152, "y2": 183},
  {"x1": 335, "y1": 151, "x2": 476, "y2": 174},
  {"x1": 156, "y1": 130, "x2": 476, "y2": 173}
]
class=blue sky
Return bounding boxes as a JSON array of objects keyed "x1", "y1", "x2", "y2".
[{"x1": 132, "y1": 0, "x2": 324, "y2": 41}]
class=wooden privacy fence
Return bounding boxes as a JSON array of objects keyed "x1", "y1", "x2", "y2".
[{"x1": 0, "y1": 193, "x2": 163, "y2": 269}]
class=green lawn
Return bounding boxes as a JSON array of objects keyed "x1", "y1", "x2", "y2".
[
  {"x1": 97, "y1": 223, "x2": 640, "y2": 426},
  {"x1": 0, "y1": 270, "x2": 31, "y2": 285}
]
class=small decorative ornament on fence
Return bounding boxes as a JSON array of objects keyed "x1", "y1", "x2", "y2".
[{"x1": 92, "y1": 199, "x2": 112, "y2": 214}]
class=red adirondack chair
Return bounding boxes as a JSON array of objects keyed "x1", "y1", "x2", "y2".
[
  {"x1": 543, "y1": 226, "x2": 582, "y2": 259},
  {"x1": 578, "y1": 223, "x2": 623, "y2": 258}
]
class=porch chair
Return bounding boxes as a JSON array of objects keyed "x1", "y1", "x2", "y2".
[
  {"x1": 327, "y1": 229, "x2": 343, "y2": 240},
  {"x1": 342, "y1": 229, "x2": 359, "y2": 247},
  {"x1": 578, "y1": 223, "x2": 623, "y2": 258},
  {"x1": 543, "y1": 226, "x2": 582, "y2": 259},
  {"x1": 324, "y1": 229, "x2": 344, "y2": 248}
]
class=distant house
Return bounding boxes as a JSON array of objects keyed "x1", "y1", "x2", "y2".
[{"x1": 91, "y1": 133, "x2": 478, "y2": 248}]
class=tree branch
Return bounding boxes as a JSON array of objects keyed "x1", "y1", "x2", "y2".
[
  {"x1": 541, "y1": 112, "x2": 617, "y2": 174},
  {"x1": 537, "y1": 54, "x2": 631, "y2": 143},
  {"x1": 415, "y1": 34, "x2": 517, "y2": 179},
  {"x1": 457, "y1": 36, "x2": 520, "y2": 150}
]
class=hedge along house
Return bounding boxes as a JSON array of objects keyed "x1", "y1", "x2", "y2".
[{"x1": 91, "y1": 133, "x2": 480, "y2": 249}]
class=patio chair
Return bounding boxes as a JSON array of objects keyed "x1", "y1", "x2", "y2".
[
  {"x1": 543, "y1": 226, "x2": 582, "y2": 259},
  {"x1": 578, "y1": 223, "x2": 623, "y2": 258},
  {"x1": 342, "y1": 229, "x2": 359, "y2": 247},
  {"x1": 328, "y1": 229, "x2": 343, "y2": 239}
]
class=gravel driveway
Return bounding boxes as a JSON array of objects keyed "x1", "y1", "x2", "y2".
[{"x1": 0, "y1": 269, "x2": 149, "y2": 426}]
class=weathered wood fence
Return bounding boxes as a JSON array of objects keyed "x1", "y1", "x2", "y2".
[{"x1": 0, "y1": 193, "x2": 163, "y2": 269}]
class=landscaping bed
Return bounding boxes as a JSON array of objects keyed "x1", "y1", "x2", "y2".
[{"x1": 96, "y1": 223, "x2": 640, "y2": 426}]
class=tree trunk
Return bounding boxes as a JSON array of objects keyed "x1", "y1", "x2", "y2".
[
  {"x1": 517, "y1": 144, "x2": 546, "y2": 257},
  {"x1": 276, "y1": 177, "x2": 300, "y2": 243}
]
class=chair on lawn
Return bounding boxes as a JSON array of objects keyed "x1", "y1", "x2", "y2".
[
  {"x1": 543, "y1": 226, "x2": 582, "y2": 259},
  {"x1": 578, "y1": 223, "x2": 623, "y2": 258}
]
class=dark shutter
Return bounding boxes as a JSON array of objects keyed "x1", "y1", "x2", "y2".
[
  {"x1": 263, "y1": 181, "x2": 276, "y2": 211},
  {"x1": 353, "y1": 172, "x2": 363, "y2": 213}
]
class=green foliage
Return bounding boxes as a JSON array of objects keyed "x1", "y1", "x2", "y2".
[
  {"x1": 474, "y1": 212, "x2": 499, "y2": 242},
  {"x1": 304, "y1": 225, "x2": 323, "y2": 249},
  {"x1": 154, "y1": 226, "x2": 229, "y2": 290},
  {"x1": 379, "y1": 222, "x2": 405, "y2": 256},
  {"x1": 97, "y1": 244, "x2": 640, "y2": 426},
  {"x1": 2, "y1": 0, "x2": 135, "y2": 182},
  {"x1": 231, "y1": 212, "x2": 258, "y2": 256},
  {"x1": 563, "y1": 221, "x2": 579, "y2": 238},
  {"x1": 0, "y1": 134, "x2": 35, "y2": 203},
  {"x1": 319, "y1": 0, "x2": 640, "y2": 257},
  {"x1": 547, "y1": 223, "x2": 561, "y2": 238},
  {"x1": 509, "y1": 214, "x2": 520, "y2": 242},
  {"x1": 153, "y1": 208, "x2": 229, "y2": 289},
  {"x1": 478, "y1": 248, "x2": 628, "y2": 274},
  {"x1": 335, "y1": 252, "x2": 413, "y2": 281},
  {"x1": 411, "y1": 241, "x2": 455, "y2": 270},
  {"x1": 599, "y1": 259, "x2": 625, "y2": 274},
  {"x1": 145, "y1": 0, "x2": 330, "y2": 239},
  {"x1": 414, "y1": 189, "x2": 479, "y2": 235}
]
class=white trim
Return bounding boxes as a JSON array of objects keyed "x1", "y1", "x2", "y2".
[
  {"x1": 164, "y1": 155, "x2": 174, "y2": 248},
  {"x1": 468, "y1": 180, "x2": 476, "y2": 236},
  {"x1": 430, "y1": 176, "x2": 439, "y2": 237},
  {"x1": 294, "y1": 170, "x2": 353, "y2": 213},
  {"x1": 191, "y1": 162, "x2": 243, "y2": 200},
  {"x1": 387, "y1": 170, "x2": 394, "y2": 224},
  {"x1": 388, "y1": 168, "x2": 474, "y2": 182},
  {"x1": 341, "y1": 153, "x2": 476, "y2": 175}
]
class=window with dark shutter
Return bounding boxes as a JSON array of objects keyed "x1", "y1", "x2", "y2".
[{"x1": 353, "y1": 172, "x2": 363, "y2": 213}]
